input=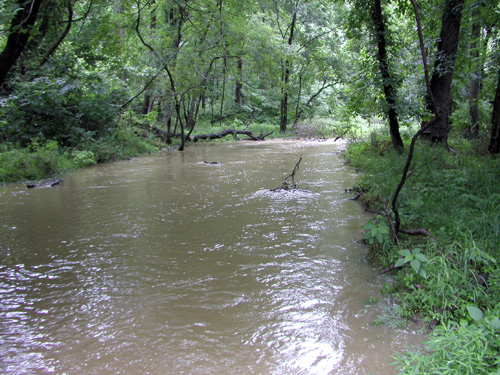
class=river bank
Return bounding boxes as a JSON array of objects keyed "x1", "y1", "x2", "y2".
[{"x1": 345, "y1": 136, "x2": 500, "y2": 374}]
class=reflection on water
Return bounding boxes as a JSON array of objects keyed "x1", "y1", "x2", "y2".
[{"x1": 0, "y1": 140, "x2": 422, "y2": 374}]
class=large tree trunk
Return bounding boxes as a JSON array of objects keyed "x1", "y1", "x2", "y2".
[
  {"x1": 280, "y1": 70, "x2": 289, "y2": 133},
  {"x1": 421, "y1": 0, "x2": 464, "y2": 144},
  {"x1": 372, "y1": 0, "x2": 404, "y2": 152},
  {"x1": 488, "y1": 60, "x2": 500, "y2": 154},
  {"x1": 0, "y1": 0, "x2": 44, "y2": 88}
]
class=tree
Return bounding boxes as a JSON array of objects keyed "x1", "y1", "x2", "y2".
[
  {"x1": 279, "y1": 0, "x2": 299, "y2": 133},
  {"x1": 421, "y1": 0, "x2": 465, "y2": 144},
  {"x1": 371, "y1": 0, "x2": 403, "y2": 151},
  {"x1": 0, "y1": 0, "x2": 44, "y2": 88},
  {"x1": 489, "y1": 59, "x2": 500, "y2": 154}
]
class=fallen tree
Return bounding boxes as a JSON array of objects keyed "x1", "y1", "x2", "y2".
[{"x1": 190, "y1": 129, "x2": 274, "y2": 142}]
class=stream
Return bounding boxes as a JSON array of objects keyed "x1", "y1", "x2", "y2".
[{"x1": 0, "y1": 139, "x2": 422, "y2": 374}]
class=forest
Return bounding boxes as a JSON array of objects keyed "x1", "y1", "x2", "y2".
[{"x1": 1, "y1": 0, "x2": 500, "y2": 373}]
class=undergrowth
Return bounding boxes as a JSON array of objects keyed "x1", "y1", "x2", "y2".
[
  {"x1": 0, "y1": 127, "x2": 159, "y2": 183},
  {"x1": 345, "y1": 133, "x2": 500, "y2": 374}
]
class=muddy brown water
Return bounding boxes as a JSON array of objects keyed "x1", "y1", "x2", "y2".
[{"x1": 0, "y1": 139, "x2": 422, "y2": 374}]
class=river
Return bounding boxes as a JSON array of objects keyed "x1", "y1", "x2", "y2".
[{"x1": 0, "y1": 139, "x2": 422, "y2": 374}]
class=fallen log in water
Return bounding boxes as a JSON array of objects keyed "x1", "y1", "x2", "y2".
[
  {"x1": 27, "y1": 179, "x2": 63, "y2": 188},
  {"x1": 191, "y1": 129, "x2": 273, "y2": 142}
]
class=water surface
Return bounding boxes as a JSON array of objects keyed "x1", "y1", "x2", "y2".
[{"x1": 0, "y1": 139, "x2": 421, "y2": 374}]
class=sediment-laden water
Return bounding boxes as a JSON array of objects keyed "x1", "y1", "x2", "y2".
[{"x1": 0, "y1": 139, "x2": 422, "y2": 374}]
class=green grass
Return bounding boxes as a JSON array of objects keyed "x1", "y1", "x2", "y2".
[{"x1": 345, "y1": 134, "x2": 500, "y2": 374}]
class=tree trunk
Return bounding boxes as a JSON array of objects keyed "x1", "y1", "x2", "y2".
[
  {"x1": 293, "y1": 73, "x2": 303, "y2": 128},
  {"x1": 0, "y1": 0, "x2": 44, "y2": 88},
  {"x1": 372, "y1": 0, "x2": 404, "y2": 152},
  {"x1": 469, "y1": 21, "x2": 481, "y2": 136},
  {"x1": 280, "y1": 4, "x2": 298, "y2": 133},
  {"x1": 488, "y1": 60, "x2": 500, "y2": 154},
  {"x1": 142, "y1": 91, "x2": 152, "y2": 114},
  {"x1": 235, "y1": 57, "x2": 243, "y2": 105},
  {"x1": 280, "y1": 72, "x2": 289, "y2": 133},
  {"x1": 421, "y1": 0, "x2": 464, "y2": 144}
]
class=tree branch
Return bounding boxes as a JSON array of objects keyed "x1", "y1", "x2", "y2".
[
  {"x1": 121, "y1": 68, "x2": 163, "y2": 109},
  {"x1": 38, "y1": 0, "x2": 73, "y2": 68}
]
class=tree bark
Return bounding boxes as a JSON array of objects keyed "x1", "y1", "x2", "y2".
[
  {"x1": 488, "y1": 60, "x2": 500, "y2": 154},
  {"x1": 372, "y1": 0, "x2": 404, "y2": 152},
  {"x1": 0, "y1": 0, "x2": 44, "y2": 88},
  {"x1": 421, "y1": 0, "x2": 464, "y2": 144}
]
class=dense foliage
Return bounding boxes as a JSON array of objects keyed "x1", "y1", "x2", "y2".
[
  {"x1": 1, "y1": 1, "x2": 500, "y2": 372},
  {"x1": 1, "y1": 0, "x2": 498, "y2": 180}
]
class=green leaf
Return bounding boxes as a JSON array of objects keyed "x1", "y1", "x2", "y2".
[
  {"x1": 378, "y1": 226, "x2": 389, "y2": 234},
  {"x1": 489, "y1": 317, "x2": 500, "y2": 331},
  {"x1": 395, "y1": 258, "x2": 406, "y2": 268},
  {"x1": 467, "y1": 305, "x2": 483, "y2": 322},
  {"x1": 362, "y1": 222, "x2": 375, "y2": 230},
  {"x1": 398, "y1": 249, "x2": 411, "y2": 257},
  {"x1": 410, "y1": 258, "x2": 420, "y2": 274},
  {"x1": 419, "y1": 268, "x2": 427, "y2": 279},
  {"x1": 414, "y1": 253, "x2": 429, "y2": 263}
]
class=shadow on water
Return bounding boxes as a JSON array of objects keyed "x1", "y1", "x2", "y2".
[{"x1": 0, "y1": 139, "x2": 423, "y2": 374}]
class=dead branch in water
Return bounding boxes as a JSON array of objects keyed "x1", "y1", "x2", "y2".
[{"x1": 271, "y1": 156, "x2": 303, "y2": 191}]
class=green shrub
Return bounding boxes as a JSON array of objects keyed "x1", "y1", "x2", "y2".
[
  {"x1": 87, "y1": 127, "x2": 158, "y2": 162},
  {"x1": 70, "y1": 150, "x2": 96, "y2": 168},
  {"x1": 0, "y1": 76, "x2": 124, "y2": 147},
  {"x1": 0, "y1": 141, "x2": 73, "y2": 182}
]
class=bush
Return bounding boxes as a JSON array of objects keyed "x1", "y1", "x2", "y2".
[
  {"x1": 0, "y1": 141, "x2": 73, "y2": 182},
  {"x1": 0, "y1": 128, "x2": 159, "y2": 183},
  {"x1": 0, "y1": 76, "x2": 124, "y2": 147},
  {"x1": 87, "y1": 127, "x2": 158, "y2": 163}
]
